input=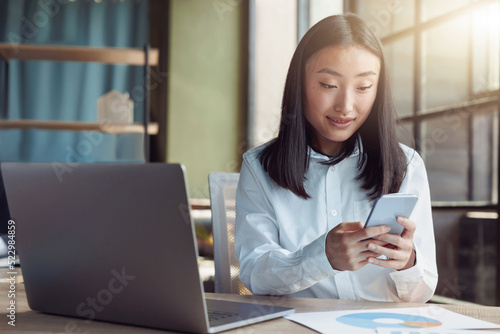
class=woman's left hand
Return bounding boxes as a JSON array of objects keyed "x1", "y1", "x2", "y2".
[{"x1": 366, "y1": 216, "x2": 416, "y2": 271}]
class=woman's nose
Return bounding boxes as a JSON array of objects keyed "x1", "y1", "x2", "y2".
[{"x1": 334, "y1": 90, "x2": 354, "y2": 113}]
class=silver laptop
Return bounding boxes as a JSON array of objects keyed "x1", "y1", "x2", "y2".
[{"x1": 1, "y1": 163, "x2": 294, "y2": 333}]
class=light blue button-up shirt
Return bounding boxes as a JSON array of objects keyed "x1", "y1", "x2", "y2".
[{"x1": 235, "y1": 142, "x2": 438, "y2": 302}]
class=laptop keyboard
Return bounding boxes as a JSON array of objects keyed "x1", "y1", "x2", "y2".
[{"x1": 208, "y1": 310, "x2": 239, "y2": 322}]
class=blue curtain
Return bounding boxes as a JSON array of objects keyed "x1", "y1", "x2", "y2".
[{"x1": 0, "y1": 0, "x2": 149, "y2": 162}]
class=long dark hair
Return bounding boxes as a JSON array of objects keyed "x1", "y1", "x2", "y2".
[{"x1": 259, "y1": 13, "x2": 407, "y2": 200}]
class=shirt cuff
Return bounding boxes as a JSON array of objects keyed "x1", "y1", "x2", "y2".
[
  {"x1": 301, "y1": 232, "x2": 340, "y2": 279},
  {"x1": 388, "y1": 244, "x2": 425, "y2": 299}
]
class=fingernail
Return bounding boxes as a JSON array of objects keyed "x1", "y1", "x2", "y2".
[
  {"x1": 397, "y1": 217, "x2": 404, "y2": 223},
  {"x1": 368, "y1": 244, "x2": 376, "y2": 251},
  {"x1": 385, "y1": 225, "x2": 391, "y2": 232},
  {"x1": 368, "y1": 258, "x2": 375, "y2": 264}
]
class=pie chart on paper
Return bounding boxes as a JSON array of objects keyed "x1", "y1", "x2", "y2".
[{"x1": 336, "y1": 312, "x2": 443, "y2": 329}]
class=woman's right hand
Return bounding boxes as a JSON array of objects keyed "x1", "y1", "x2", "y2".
[{"x1": 325, "y1": 222, "x2": 391, "y2": 271}]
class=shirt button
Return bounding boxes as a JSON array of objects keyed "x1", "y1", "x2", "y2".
[
  {"x1": 331, "y1": 210, "x2": 337, "y2": 216},
  {"x1": 329, "y1": 166, "x2": 335, "y2": 172}
]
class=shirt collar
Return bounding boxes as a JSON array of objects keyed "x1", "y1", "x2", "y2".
[{"x1": 307, "y1": 139, "x2": 361, "y2": 161}]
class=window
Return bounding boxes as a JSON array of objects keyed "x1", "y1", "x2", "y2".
[
  {"x1": 354, "y1": 0, "x2": 500, "y2": 305},
  {"x1": 248, "y1": 0, "x2": 343, "y2": 148}
]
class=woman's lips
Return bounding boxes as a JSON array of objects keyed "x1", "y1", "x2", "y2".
[{"x1": 327, "y1": 116, "x2": 354, "y2": 129}]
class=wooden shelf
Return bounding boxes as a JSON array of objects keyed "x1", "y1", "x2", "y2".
[
  {"x1": 0, "y1": 43, "x2": 159, "y2": 66},
  {"x1": 0, "y1": 120, "x2": 159, "y2": 135}
]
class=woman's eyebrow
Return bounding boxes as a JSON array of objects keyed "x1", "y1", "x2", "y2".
[{"x1": 316, "y1": 68, "x2": 377, "y2": 77}]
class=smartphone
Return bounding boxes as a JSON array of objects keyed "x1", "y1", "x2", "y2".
[{"x1": 363, "y1": 194, "x2": 418, "y2": 235}]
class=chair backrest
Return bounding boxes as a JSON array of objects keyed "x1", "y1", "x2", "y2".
[{"x1": 208, "y1": 172, "x2": 251, "y2": 295}]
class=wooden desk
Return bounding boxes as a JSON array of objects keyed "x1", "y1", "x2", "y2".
[{"x1": 1, "y1": 268, "x2": 499, "y2": 333}]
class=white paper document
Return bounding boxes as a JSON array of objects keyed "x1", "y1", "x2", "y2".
[
  {"x1": 377, "y1": 329, "x2": 499, "y2": 334},
  {"x1": 284, "y1": 306, "x2": 500, "y2": 334}
]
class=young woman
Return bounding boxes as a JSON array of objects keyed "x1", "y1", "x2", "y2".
[{"x1": 234, "y1": 14, "x2": 438, "y2": 302}]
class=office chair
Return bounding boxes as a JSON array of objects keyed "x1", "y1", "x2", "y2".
[{"x1": 208, "y1": 172, "x2": 251, "y2": 295}]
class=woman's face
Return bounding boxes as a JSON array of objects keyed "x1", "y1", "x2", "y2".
[{"x1": 303, "y1": 44, "x2": 381, "y2": 156}]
